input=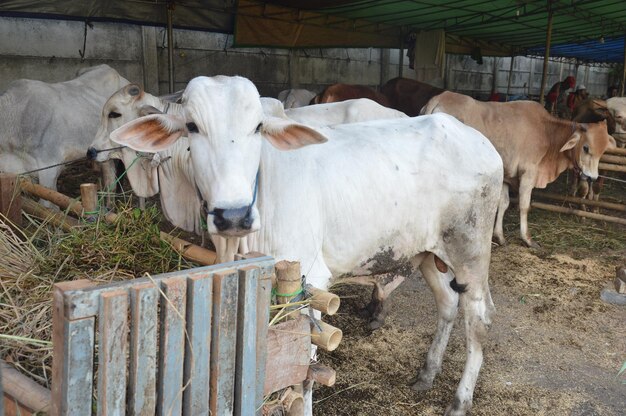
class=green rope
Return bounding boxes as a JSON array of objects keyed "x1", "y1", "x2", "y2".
[
  {"x1": 97, "y1": 155, "x2": 141, "y2": 206},
  {"x1": 272, "y1": 287, "x2": 304, "y2": 298}
]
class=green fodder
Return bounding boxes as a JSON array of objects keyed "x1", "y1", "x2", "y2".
[{"x1": 0, "y1": 203, "x2": 197, "y2": 387}]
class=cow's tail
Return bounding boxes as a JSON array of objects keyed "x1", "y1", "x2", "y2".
[{"x1": 419, "y1": 98, "x2": 440, "y2": 115}]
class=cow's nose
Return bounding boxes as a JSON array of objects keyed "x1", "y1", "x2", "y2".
[
  {"x1": 212, "y1": 207, "x2": 253, "y2": 231},
  {"x1": 86, "y1": 147, "x2": 98, "y2": 160}
]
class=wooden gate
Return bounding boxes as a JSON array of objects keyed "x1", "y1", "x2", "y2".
[{"x1": 50, "y1": 256, "x2": 274, "y2": 416}]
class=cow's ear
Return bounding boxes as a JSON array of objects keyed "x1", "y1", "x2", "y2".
[
  {"x1": 139, "y1": 105, "x2": 163, "y2": 116},
  {"x1": 260, "y1": 117, "x2": 328, "y2": 150},
  {"x1": 559, "y1": 132, "x2": 581, "y2": 152},
  {"x1": 111, "y1": 114, "x2": 186, "y2": 152},
  {"x1": 607, "y1": 135, "x2": 617, "y2": 149}
]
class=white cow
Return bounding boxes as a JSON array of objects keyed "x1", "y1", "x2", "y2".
[
  {"x1": 607, "y1": 97, "x2": 626, "y2": 147},
  {"x1": 0, "y1": 64, "x2": 128, "y2": 191},
  {"x1": 90, "y1": 87, "x2": 407, "y2": 259},
  {"x1": 277, "y1": 88, "x2": 316, "y2": 109},
  {"x1": 111, "y1": 75, "x2": 503, "y2": 416}
]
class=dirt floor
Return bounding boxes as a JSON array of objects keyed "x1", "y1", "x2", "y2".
[
  {"x1": 56, "y1": 161, "x2": 626, "y2": 415},
  {"x1": 314, "y1": 214, "x2": 626, "y2": 416}
]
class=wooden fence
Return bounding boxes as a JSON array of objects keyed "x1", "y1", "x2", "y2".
[{"x1": 51, "y1": 255, "x2": 274, "y2": 416}]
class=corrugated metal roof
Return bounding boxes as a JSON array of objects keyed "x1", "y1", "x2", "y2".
[{"x1": 1, "y1": 0, "x2": 625, "y2": 63}]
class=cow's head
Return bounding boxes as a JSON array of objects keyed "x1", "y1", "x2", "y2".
[
  {"x1": 110, "y1": 76, "x2": 327, "y2": 237},
  {"x1": 560, "y1": 120, "x2": 616, "y2": 180},
  {"x1": 88, "y1": 84, "x2": 182, "y2": 197}
]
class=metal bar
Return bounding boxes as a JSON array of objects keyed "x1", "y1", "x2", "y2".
[
  {"x1": 539, "y1": 3, "x2": 554, "y2": 106},
  {"x1": 167, "y1": 1, "x2": 175, "y2": 94},
  {"x1": 506, "y1": 56, "x2": 514, "y2": 101}
]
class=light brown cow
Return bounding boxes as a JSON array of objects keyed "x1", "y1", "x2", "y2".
[
  {"x1": 311, "y1": 83, "x2": 390, "y2": 107},
  {"x1": 422, "y1": 91, "x2": 616, "y2": 247}
]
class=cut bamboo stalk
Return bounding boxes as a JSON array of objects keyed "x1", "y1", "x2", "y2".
[
  {"x1": 80, "y1": 183, "x2": 99, "y2": 221},
  {"x1": 310, "y1": 321, "x2": 342, "y2": 352},
  {"x1": 19, "y1": 179, "x2": 83, "y2": 216},
  {"x1": 275, "y1": 261, "x2": 302, "y2": 307},
  {"x1": 280, "y1": 387, "x2": 304, "y2": 416},
  {"x1": 533, "y1": 191, "x2": 626, "y2": 212},
  {"x1": 159, "y1": 232, "x2": 217, "y2": 265},
  {"x1": 261, "y1": 403, "x2": 285, "y2": 416},
  {"x1": 1, "y1": 359, "x2": 51, "y2": 413},
  {"x1": 598, "y1": 162, "x2": 626, "y2": 172},
  {"x1": 306, "y1": 363, "x2": 336, "y2": 387},
  {"x1": 22, "y1": 198, "x2": 79, "y2": 232},
  {"x1": 600, "y1": 154, "x2": 626, "y2": 165},
  {"x1": 307, "y1": 287, "x2": 340, "y2": 316},
  {"x1": 531, "y1": 201, "x2": 626, "y2": 225},
  {"x1": 605, "y1": 147, "x2": 626, "y2": 156}
]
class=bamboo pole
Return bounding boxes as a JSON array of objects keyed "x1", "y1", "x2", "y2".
[
  {"x1": 531, "y1": 201, "x2": 626, "y2": 225},
  {"x1": 306, "y1": 363, "x2": 336, "y2": 387},
  {"x1": 533, "y1": 191, "x2": 626, "y2": 212},
  {"x1": 19, "y1": 179, "x2": 83, "y2": 216},
  {"x1": 280, "y1": 387, "x2": 304, "y2": 416},
  {"x1": 600, "y1": 154, "x2": 626, "y2": 165},
  {"x1": 605, "y1": 147, "x2": 626, "y2": 156},
  {"x1": 80, "y1": 183, "x2": 98, "y2": 221},
  {"x1": 538, "y1": 3, "x2": 554, "y2": 106},
  {"x1": 1, "y1": 359, "x2": 51, "y2": 413},
  {"x1": 310, "y1": 321, "x2": 342, "y2": 352},
  {"x1": 275, "y1": 261, "x2": 302, "y2": 307},
  {"x1": 505, "y1": 56, "x2": 514, "y2": 101},
  {"x1": 22, "y1": 198, "x2": 79, "y2": 232},
  {"x1": 158, "y1": 231, "x2": 217, "y2": 265},
  {"x1": 307, "y1": 287, "x2": 340, "y2": 316},
  {"x1": 598, "y1": 162, "x2": 626, "y2": 172}
]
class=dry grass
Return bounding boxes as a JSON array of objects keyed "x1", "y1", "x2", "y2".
[{"x1": 0, "y1": 201, "x2": 197, "y2": 387}]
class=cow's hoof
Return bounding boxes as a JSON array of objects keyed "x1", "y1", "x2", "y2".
[
  {"x1": 492, "y1": 235, "x2": 506, "y2": 246},
  {"x1": 524, "y1": 239, "x2": 541, "y2": 249},
  {"x1": 368, "y1": 317, "x2": 385, "y2": 330},
  {"x1": 444, "y1": 398, "x2": 470, "y2": 416},
  {"x1": 410, "y1": 378, "x2": 433, "y2": 392}
]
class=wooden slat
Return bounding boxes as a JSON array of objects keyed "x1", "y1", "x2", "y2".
[
  {"x1": 209, "y1": 270, "x2": 239, "y2": 416},
  {"x1": 51, "y1": 281, "x2": 96, "y2": 416},
  {"x1": 157, "y1": 277, "x2": 187, "y2": 416},
  {"x1": 1, "y1": 359, "x2": 51, "y2": 413},
  {"x1": 235, "y1": 266, "x2": 260, "y2": 416},
  {"x1": 183, "y1": 271, "x2": 213, "y2": 416},
  {"x1": 264, "y1": 316, "x2": 311, "y2": 395},
  {"x1": 63, "y1": 256, "x2": 274, "y2": 320},
  {"x1": 255, "y1": 260, "x2": 274, "y2": 414},
  {"x1": 97, "y1": 289, "x2": 129, "y2": 416},
  {"x1": 129, "y1": 283, "x2": 159, "y2": 416},
  {"x1": 3, "y1": 394, "x2": 35, "y2": 416}
]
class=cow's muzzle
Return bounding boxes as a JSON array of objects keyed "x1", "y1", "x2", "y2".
[
  {"x1": 212, "y1": 207, "x2": 254, "y2": 234},
  {"x1": 86, "y1": 147, "x2": 98, "y2": 160}
]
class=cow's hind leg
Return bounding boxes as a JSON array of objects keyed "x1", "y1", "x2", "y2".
[
  {"x1": 493, "y1": 183, "x2": 509, "y2": 245},
  {"x1": 445, "y1": 261, "x2": 494, "y2": 416},
  {"x1": 518, "y1": 174, "x2": 539, "y2": 248},
  {"x1": 411, "y1": 253, "x2": 458, "y2": 391}
]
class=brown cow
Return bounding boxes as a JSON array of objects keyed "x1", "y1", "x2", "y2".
[
  {"x1": 380, "y1": 77, "x2": 445, "y2": 116},
  {"x1": 422, "y1": 91, "x2": 616, "y2": 247},
  {"x1": 311, "y1": 83, "x2": 390, "y2": 107}
]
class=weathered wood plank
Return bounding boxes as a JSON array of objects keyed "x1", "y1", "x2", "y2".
[
  {"x1": 210, "y1": 270, "x2": 239, "y2": 416},
  {"x1": 264, "y1": 316, "x2": 311, "y2": 395},
  {"x1": 235, "y1": 266, "x2": 260, "y2": 416},
  {"x1": 97, "y1": 289, "x2": 129, "y2": 416},
  {"x1": 255, "y1": 260, "x2": 274, "y2": 413},
  {"x1": 182, "y1": 271, "x2": 213, "y2": 416},
  {"x1": 128, "y1": 283, "x2": 158, "y2": 416},
  {"x1": 157, "y1": 277, "x2": 187, "y2": 416},
  {"x1": 51, "y1": 281, "x2": 96, "y2": 416},
  {"x1": 0, "y1": 173, "x2": 22, "y2": 227},
  {"x1": 63, "y1": 256, "x2": 274, "y2": 320}
]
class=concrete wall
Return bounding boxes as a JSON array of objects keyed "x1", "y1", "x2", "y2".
[{"x1": 0, "y1": 16, "x2": 613, "y2": 102}]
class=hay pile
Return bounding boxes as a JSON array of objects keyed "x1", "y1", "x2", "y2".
[{"x1": 0, "y1": 204, "x2": 197, "y2": 387}]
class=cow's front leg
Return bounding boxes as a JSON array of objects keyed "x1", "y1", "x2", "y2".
[
  {"x1": 518, "y1": 174, "x2": 539, "y2": 248},
  {"x1": 363, "y1": 274, "x2": 406, "y2": 329}
]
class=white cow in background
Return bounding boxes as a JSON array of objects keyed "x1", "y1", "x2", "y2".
[
  {"x1": 277, "y1": 88, "x2": 316, "y2": 108},
  {"x1": 0, "y1": 64, "x2": 128, "y2": 191},
  {"x1": 89, "y1": 86, "x2": 407, "y2": 260},
  {"x1": 607, "y1": 97, "x2": 626, "y2": 147},
  {"x1": 111, "y1": 75, "x2": 503, "y2": 416}
]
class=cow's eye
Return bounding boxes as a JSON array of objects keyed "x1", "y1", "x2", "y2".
[
  {"x1": 583, "y1": 144, "x2": 590, "y2": 154},
  {"x1": 186, "y1": 122, "x2": 199, "y2": 133},
  {"x1": 255, "y1": 123, "x2": 262, "y2": 133},
  {"x1": 108, "y1": 111, "x2": 121, "y2": 119}
]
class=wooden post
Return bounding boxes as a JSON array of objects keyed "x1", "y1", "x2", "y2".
[
  {"x1": 80, "y1": 183, "x2": 98, "y2": 221},
  {"x1": 621, "y1": 33, "x2": 626, "y2": 97},
  {"x1": 0, "y1": 173, "x2": 22, "y2": 226},
  {"x1": 538, "y1": 3, "x2": 554, "y2": 106},
  {"x1": 167, "y1": 1, "x2": 175, "y2": 93},
  {"x1": 506, "y1": 56, "x2": 515, "y2": 101},
  {"x1": 398, "y1": 30, "x2": 404, "y2": 78},
  {"x1": 275, "y1": 261, "x2": 302, "y2": 307}
]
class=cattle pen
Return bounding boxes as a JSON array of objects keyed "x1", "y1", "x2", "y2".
[{"x1": 0, "y1": 174, "x2": 343, "y2": 415}]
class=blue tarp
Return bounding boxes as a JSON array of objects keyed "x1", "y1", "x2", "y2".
[{"x1": 527, "y1": 36, "x2": 625, "y2": 64}]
